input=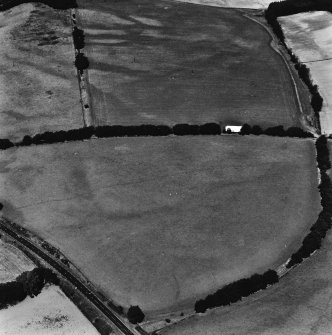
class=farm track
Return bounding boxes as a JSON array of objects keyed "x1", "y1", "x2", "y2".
[
  {"x1": 0, "y1": 219, "x2": 140, "y2": 335},
  {"x1": 241, "y1": 13, "x2": 306, "y2": 128},
  {"x1": 70, "y1": 8, "x2": 94, "y2": 127}
]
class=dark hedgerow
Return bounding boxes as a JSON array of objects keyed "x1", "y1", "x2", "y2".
[
  {"x1": 199, "y1": 123, "x2": 221, "y2": 135},
  {"x1": 0, "y1": 267, "x2": 59, "y2": 309},
  {"x1": 239, "y1": 124, "x2": 313, "y2": 138},
  {"x1": 195, "y1": 269, "x2": 278, "y2": 313},
  {"x1": 72, "y1": 27, "x2": 85, "y2": 50},
  {"x1": 127, "y1": 305, "x2": 145, "y2": 324},
  {"x1": 75, "y1": 53, "x2": 89, "y2": 72},
  {"x1": 173, "y1": 124, "x2": 200, "y2": 136},
  {"x1": 0, "y1": 139, "x2": 14, "y2": 150},
  {"x1": 239, "y1": 124, "x2": 252, "y2": 135},
  {"x1": 287, "y1": 136, "x2": 332, "y2": 268}
]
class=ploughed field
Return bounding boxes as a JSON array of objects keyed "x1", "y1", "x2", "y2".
[
  {"x1": 0, "y1": 3, "x2": 82, "y2": 142},
  {"x1": 78, "y1": 0, "x2": 303, "y2": 129},
  {"x1": 0, "y1": 136, "x2": 320, "y2": 314},
  {"x1": 0, "y1": 239, "x2": 35, "y2": 283},
  {"x1": 279, "y1": 11, "x2": 332, "y2": 135}
]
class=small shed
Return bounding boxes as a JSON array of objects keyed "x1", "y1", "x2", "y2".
[{"x1": 224, "y1": 125, "x2": 242, "y2": 133}]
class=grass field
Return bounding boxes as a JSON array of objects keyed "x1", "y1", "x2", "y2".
[
  {"x1": 279, "y1": 11, "x2": 332, "y2": 134},
  {"x1": 0, "y1": 238, "x2": 35, "y2": 283},
  {"x1": 78, "y1": 0, "x2": 307, "y2": 129},
  {"x1": 0, "y1": 285, "x2": 99, "y2": 335},
  {"x1": 0, "y1": 3, "x2": 82, "y2": 142},
  {"x1": 161, "y1": 215, "x2": 332, "y2": 335},
  {"x1": 0, "y1": 136, "x2": 320, "y2": 315}
]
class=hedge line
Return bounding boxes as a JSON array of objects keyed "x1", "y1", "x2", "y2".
[
  {"x1": 239, "y1": 124, "x2": 313, "y2": 138},
  {"x1": 287, "y1": 136, "x2": 332, "y2": 268},
  {"x1": 0, "y1": 0, "x2": 77, "y2": 11},
  {"x1": 72, "y1": 27, "x2": 85, "y2": 50},
  {"x1": 194, "y1": 269, "x2": 279, "y2": 313},
  {"x1": 265, "y1": 1, "x2": 327, "y2": 118},
  {"x1": 0, "y1": 124, "x2": 315, "y2": 150},
  {"x1": 0, "y1": 267, "x2": 59, "y2": 309},
  {"x1": 194, "y1": 135, "x2": 332, "y2": 313}
]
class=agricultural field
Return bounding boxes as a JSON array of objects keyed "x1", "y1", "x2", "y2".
[
  {"x1": 0, "y1": 239, "x2": 35, "y2": 283},
  {"x1": 0, "y1": 135, "x2": 320, "y2": 315},
  {"x1": 0, "y1": 285, "x2": 99, "y2": 335},
  {"x1": 77, "y1": 0, "x2": 307, "y2": 129},
  {"x1": 172, "y1": 0, "x2": 275, "y2": 9},
  {"x1": 0, "y1": 3, "x2": 82, "y2": 142},
  {"x1": 161, "y1": 223, "x2": 332, "y2": 335},
  {"x1": 279, "y1": 11, "x2": 332, "y2": 134}
]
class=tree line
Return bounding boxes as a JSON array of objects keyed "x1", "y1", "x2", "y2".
[
  {"x1": 239, "y1": 124, "x2": 313, "y2": 138},
  {"x1": 265, "y1": 0, "x2": 327, "y2": 118},
  {"x1": 72, "y1": 21, "x2": 89, "y2": 72},
  {"x1": 0, "y1": 124, "x2": 315, "y2": 150},
  {"x1": 0, "y1": 267, "x2": 59, "y2": 309},
  {"x1": 287, "y1": 135, "x2": 332, "y2": 268},
  {"x1": 195, "y1": 269, "x2": 279, "y2": 313}
]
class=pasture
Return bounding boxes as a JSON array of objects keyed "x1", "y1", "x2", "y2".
[
  {"x1": 161, "y1": 215, "x2": 332, "y2": 335},
  {"x1": 0, "y1": 136, "x2": 320, "y2": 315},
  {"x1": 78, "y1": 0, "x2": 307, "y2": 129},
  {"x1": 0, "y1": 3, "x2": 82, "y2": 141}
]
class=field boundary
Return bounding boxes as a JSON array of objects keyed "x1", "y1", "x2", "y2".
[
  {"x1": 70, "y1": 8, "x2": 94, "y2": 127},
  {"x1": 241, "y1": 13, "x2": 307, "y2": 128},
  {"x1": 144, "y1": 136, "x2": 331, "y2": 333},
  {"x1": 0, "y1": 123, "x2": 316, "y2": 151}
]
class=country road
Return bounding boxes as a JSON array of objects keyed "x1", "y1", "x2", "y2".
[{"x1": 0, "y1": 219, "x2": 140, "y2": 335}]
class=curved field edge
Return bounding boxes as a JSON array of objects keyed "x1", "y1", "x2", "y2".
[
  {"x1": 158, "y1": 139, "x2": 332, "y2": 335},
  {"x1": 241, "y1": 11, "x2": 318, "y2": 134},
  {"x1": 0, "y1": 135, "x2": 320, "y2": 317}
]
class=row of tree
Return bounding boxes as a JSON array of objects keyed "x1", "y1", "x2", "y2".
[
  {"x1": 266, "y1": 0, "x2": 332, "y2": 23},
  {"x1": 72, "y1": 27, "x2": 85, "y2": 50},
  {"x1": 195, "y1": 269, "x2": 279, "y2": 313},
  {"x1": 0, "y1": 124, "x2": 316, "y2": 150},
  {"x1": 239, "y1": 124, "x2": 313, "y2": 138},
  {"x1": 0, "y1": 267, "x2": 59, "y2": 309},
  {"x1": 75, "y1": 53, "x2": 89, "y2": 72},
  {"x1": 287, "y1": 136, "x2": 332, "y2": 268},
  {"x1": 265, "y1": 1, "x2": 325, "y2": 117}
]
